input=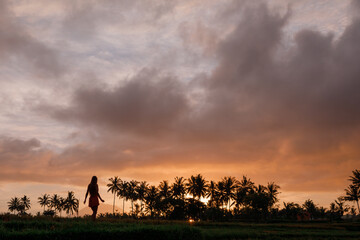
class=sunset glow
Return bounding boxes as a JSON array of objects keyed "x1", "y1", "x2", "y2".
[{"x1": 1, "y1": 0, "x2": 360, "y2": 215}]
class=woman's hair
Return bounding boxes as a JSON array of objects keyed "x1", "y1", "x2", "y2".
[
  {"x1": 91, "y1": 176, "x2": 97, "y2": 184},
  {"x1": 89, "y1": 176, "x2": 98, "y2": 195}
]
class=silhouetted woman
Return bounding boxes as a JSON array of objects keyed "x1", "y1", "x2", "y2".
[{"x1": 84, "y1": 176, "x2": 104, "y2": 221}]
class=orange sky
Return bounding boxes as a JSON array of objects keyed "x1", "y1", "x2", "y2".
[{"x1": 0, "y1": 0, "x2": 359, "y2": 213}]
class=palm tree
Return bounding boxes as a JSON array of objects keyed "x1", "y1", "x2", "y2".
[
  {"x1": 50, "y1": 194, "x2": 61, "y2": 216},
  {"x1": 206, "y1": 181, "x2": 219, "y2": 207},
  {"x1": 63, "y1": 191, "x2": 79, "y2": 217},
  {"x1": 216, "y1": 180, "x2": 226, "y2": 208},
  {"x1": 255, "y1": 184, "x2": 266, "y2": 194},
  {"x1": 127, "y1": 180, "x2": 139, "y2": 215},
  {"x1": 239, "y1": 176, "x2": 254, "y2": 191},
  {"x1": 172, "y1": 177, "x2": 186, "y2": 200},
  {"x1": 137, "y1": 181, "x2": 148, "y2": 215},
  {"x1": 117, "y1": 181, "x2": 129, "y2": 215},
  {"x1": 344, "y1": 184, "x2": 360, "y2": 214},
  {"x1": 8, "y1": 197, "x2": 21, "y2": 214},
  {"x1": 222, "y1": 176, "x2": 238, "y2": 211},
  {"x1": 159, "y1": 180, "x2": 172, "y2": 199},
  {"x1": 334, "y1": 197, "x2": 348, "y2": 217},
  {"x1": 107, "y1": 176, "x2": 122, "y2": 214},
  {"x1": 20, "y1": 195, "x2": 31, "y2": 214},
  {"x1": 145, "y1": 185, "x2": 159, "y2": 217},
  {"x1": 349, "y1": 169, "x2": 360, "y2": 187},
  {"x1": 186, "y1": 174, "x2": 208, "y2": 200},
  {"x1": 38, "y1": 194, "x2": 50, "y2": 212},
  {"x1": 266, "y1": 182, "x2": 280, "y2": 207},
  {"x1": 59, "y1": 197, "x2": 65, "y2": 217},
  {"x1": 234, "y1": 186, "x2": 248, "y2": 209}
]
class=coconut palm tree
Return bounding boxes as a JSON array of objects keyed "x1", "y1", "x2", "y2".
[
  {"x1": 63, "y1": 191, "x2": 79, "y2": 217},
  {"x1": 234, "y1": 186, "x2": 248, "y2": 209},
  {"x1": 172, "y1": 177, "x2": 186, "y2": 200},
  {"x1": 349, "y1": 169, "x2": 360, "y2": 187},
  {"x1": 38, "y1": 194, "x2": 50, "y2": 212},
  {"x1": 206, "y1": 181, "x2": 219, "y2": 207},
  {"x1": 8, "y1": 197, "x2": 21, "y2": 214},
  {"x1": 58, "y1": 197, "x2": 65, "y2": 217},
  {"x1": 107, "y1": 176, "x2": 122, "y2": 214},
  {"x1": 239, "y1": 176, "x2": 254, "y2": 191},
  {"x1": 20, "y1": 195, "x2": 31, "y2": 214},
  {"x1": 186, "y1": 174, "x2": 208, "y2": 200},
  {"x1": 344, "y1": 184, "x2": 360, "y2": 214},
  {"x1": 255, "y1": 184, "x2": 266, "y2": 194},
  {"x1": 266, "y1": 182, "x2": 280, "y2": 207},
  {"x1": 127, "y1": 180, "x2": 139, "y2": 215},
  {"x1": 137, "y1": 181, "x2": 148, "y2": 215},
  {"x1": 334, "y1": 197, "x2": 349, "y2": 217},
  {"x1": 117, "y1": 181, "x2": 129, "y2": 215},
  {"x1": 50, "y1": 194, "x2": 61, "y2": 216},
  {"x1": 216, "y1": 180, "x2": 226, "y2": 209},
  {"x1": 222, "y1": 176, "x2": 238, "y2": 211},
  {"x1": 159, "y1": 180, "x2": 172, "y2": 200},
  {"x1": 145, "y1": 185, "x2": 159, "y2": 217}
]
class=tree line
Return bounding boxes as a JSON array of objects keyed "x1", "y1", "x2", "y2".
[
  {"x1": 6, "y1": 170, "x2": 360, "y2": 221},
  {"x1": 7, "y1": 191, "x2": 79, "y2": 217}
]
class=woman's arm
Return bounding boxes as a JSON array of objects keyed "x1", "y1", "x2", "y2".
[
  {"x1": 84, "y1": 185, "x2": 89, "y2": 204},
  {"x1": 97, "y1": 185, "x2": 105, "y2": 202}
]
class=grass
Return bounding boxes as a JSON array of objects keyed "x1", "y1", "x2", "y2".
[{"x1": 1, "y1": 218, "x2": 360, "y2": 240}]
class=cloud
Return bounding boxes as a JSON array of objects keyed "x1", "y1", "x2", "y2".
[
  {"x1": 61, "y1": 0, "x2": 178, "y2": 41},
  {"x1": 0, "y1": 0, "x2": 66, "y2": 79},
  {"x1": 2, "y1": 1, "x2": 360, "y2": 197},
  {"x1": 45, "y1": 69, "x2": 189, "y2": 136}
]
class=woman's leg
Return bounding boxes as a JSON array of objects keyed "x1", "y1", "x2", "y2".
[{"x1": 91, "y1": 206, "x2": 98, "y2": 221}]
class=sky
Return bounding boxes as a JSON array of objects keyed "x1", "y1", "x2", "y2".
[{"x1": 0, "y1": 0, "x2": 359, "y2": 214}]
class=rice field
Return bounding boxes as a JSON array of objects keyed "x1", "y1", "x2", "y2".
[{"x1": 1, "y1": 217, "x2": 360, "y2": 240}]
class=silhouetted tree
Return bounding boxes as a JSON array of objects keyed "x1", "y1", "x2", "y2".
[
  {"x1": 63, "y1": 191, "x2": 79, "y2": 217},
  {"x1": 20, "y1": 195, "x2": 31, "y2": 214},
  {"x1": 186, "y1": 174, "x2": 208, "y2": 200},
  {"x1": 8, "y1": 197, "x2": 21, "y2": 214},
  {"x1": 38, "y1": 194, "x2": 50, "y2": 212},
  {"x1": 159, "y1": 180, "x2": 172, "y2": 199},
  {"x1": 281, "y1": 202, "x2": 302, "y2": 220},
  {"x1": 172, "y1": 177, "x2": 186, "y2": 200},
  {"x1": 127, "y1": 180, "x2": 139, "y2": 215},
  {"x1": 303, "y1": 199, "x2": 317, "y2": 219},
  {"x1": 50, "y1": 194, "x2": 61, "y2": 216},
  {"x1": 137, "y1": 181, "x2": 148, "y2": 215},
  {"x1": 266, "y1": 182, "x2": 280, "y2": 208},
  {"x1": 59, "y1": 197, "x2": 65, "y2": 217},
  {"x1": 334, "y1": 197, "x2": 348, "y2": 217},
  {"x1": 145, "y1": 185, "x2": 159, "y2": 218},
  {"x1": 206, "y1": 181, "x2": 220, "y2": 208},
  {"x1": 117, "y1": 180, "x2": 129, "y2": 215},
  {"x1": 216, "y1": 180, "x2": 226, "y2": 209},
  {"x1": 107, "y1": 176, "x2": 122, "y2": 214},
  {"x1": 344, "y1": 184, "x2": 360, "y2": 214},
  {"x1": 234, "y1": 186, "x2": 248, "y2": 209},
  {"x1": 349, "y1": 169, "x2": 360, "y2": 187},
  {"x1": 239, "y1": 176, "x2": 255, "y2": 191},
  {"x1": 222, "y1": 176, "x2": 238, "y2": 211}
]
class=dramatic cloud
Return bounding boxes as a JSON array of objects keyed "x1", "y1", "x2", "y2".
[
  {"x1": 0, "y1": 0, "x2": 65, "y2": 79},
  {"x1": 29, "y1": 3, "x2": 358, "y2": 192},
  {"x1": 46, "y1": 69, "x2": 189, "y2": 136}
]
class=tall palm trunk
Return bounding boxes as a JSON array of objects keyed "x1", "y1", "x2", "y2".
[
  {"x1": 131, "y1": 200, "x2": 134, "y2": 215},
  {"x1": 113, "y1": 192, "x2": 115, "y2": 214},
  {"x1": 123, "y1": 198, "x2": 125, "y2": 215},
  {"x1": 357, "y1": 200, "x2": 360, "y2": 215},
  {"x1": 140, "y1": 200, "x2": 143, "y2": 216}
]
